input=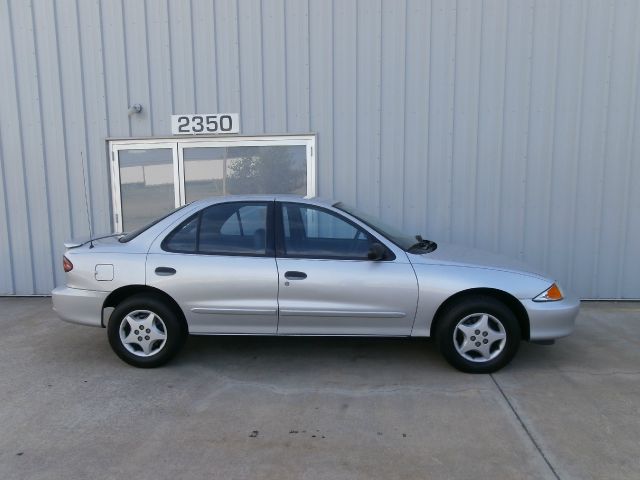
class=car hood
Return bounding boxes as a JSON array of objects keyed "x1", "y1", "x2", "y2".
[{"x1": 407, "y1": 242, "x2": 548, "y2": 280}]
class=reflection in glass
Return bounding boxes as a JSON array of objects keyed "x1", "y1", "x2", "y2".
[
  {"x1": 183, "y1": 145, "x2": 306, "y2": 202},
  {"x1": 119, "y1": 148, "x2": 175, "y2": 231}
]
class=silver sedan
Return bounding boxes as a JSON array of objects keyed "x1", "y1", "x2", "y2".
[{"x1": 52, "y1": 195, "x2": 579, "y2": 373}]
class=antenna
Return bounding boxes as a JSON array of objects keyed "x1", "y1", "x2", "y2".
[{"x1": 80, "y1": 151, "x2": 94, "y2": 249}]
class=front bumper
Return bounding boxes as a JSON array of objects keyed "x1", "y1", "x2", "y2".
[
  {"x1": 522, "y1": 294, "x2": 580, "y2": 341},
  {"x1": 51, "y1": 286, "x2": 108, "y2": 328}
]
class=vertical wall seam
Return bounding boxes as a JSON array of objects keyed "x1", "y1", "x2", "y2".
[
  {"x1": 306, "y1": 0, "x2": 311, "y2": 133},
  {"x1": 400, "y1": 0, "x2": 408, "y2": 228},
  {"x1": 29, "y1": 0, "x2": 57, "y2": 290},
  {"x1": 331, "y1": 0, "x2": 336, "y2": 192},
  {"x1": 120, "y1": 0, "x2": 132, "y2": 136},
  {"x1": 472, "y1": 0, "x2": 485, "y2": 246},
  {"x1": 235, "y1": 0, "x2": 243, "y2": 126},
  {"x1": 98, "y1": 0, "x2": 110, "y2": 137},
  {"x1": 143, "y1": 0, "x2": 154, "y2": 133},
  {"x1": 377, "y1": 0, "x2": 382, "y2": 215},
  {"x1": 521, "y1": 0, "x2": 536, "y2": 259},
  {"x1": 354, "y1": 0, "x2": 358, "y2": 204},
  {"x1": 189, "y1": 0, "x2": 197, "y2": 111},
  {"x1": 259, "y1": 0, "x2": 266, "y2": 131},
  {"x1": 0, "y1": 124, "x2": 16, "y2": 293},
  {"x1": 7, "y1": 0, "x2": 36, "y2": 293},
  {"x1": 283, "y1": 0, "x2": 288, "y2": 131},
  {"x1": 447, "y1": 0, "x2": 458, "y2": 241},
  {"x1": 166, "y1": 0, "x2": 175, "y2": 113},
  {"x1": 75, "y1": 0, "x2": 94, "y2": 231},
  {"x1": 53, "y1": 0, "x2": 74, "y2": 237},
  {"x1": 496, "y1": 0, "x2": 510, "y2": 252},
  {"x1": 424, "y1": 0, "x2": 433, "y2": 232}
]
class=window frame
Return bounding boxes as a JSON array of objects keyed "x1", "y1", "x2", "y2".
[
  {"x1": 275, "y1": 202, "x2": 395, "y2": 261},
  {"x1": 109, "y1": 135, "x2": 316, "y2": 232},
  {"x1": 161, "y1": 201, "x2": 275, "y2": 257}
]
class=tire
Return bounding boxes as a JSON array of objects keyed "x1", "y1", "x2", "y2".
[
  {"x1": 107, "y1": 294, "x2": 186, "y2": 368},
  {"x1": 435, "y1": 295, "x2": 521, "y2": 374}
]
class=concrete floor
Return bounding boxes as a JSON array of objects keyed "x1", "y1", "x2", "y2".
[{"x1": 0, "y1": 298, "x2": 638, "y2": 480}]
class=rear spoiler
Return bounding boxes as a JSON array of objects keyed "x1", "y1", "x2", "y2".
[{"x1": 64, "y1": 233, "x2": 122, "y2": 249}]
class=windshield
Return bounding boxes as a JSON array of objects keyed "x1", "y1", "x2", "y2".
[
  {"x1": 334, "y1": 202, "x2": 430, "y2": 251},
  {"x1": 119, "y1": 204, "x2": 190, "y2": 243}
]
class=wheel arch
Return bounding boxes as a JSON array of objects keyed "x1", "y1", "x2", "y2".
[
  {"x1": 430, "y1": 288, "x2": 530, "y2": 340},
  {"x1": 102, "y1": 285, "x2": 187, "y2": 330}
]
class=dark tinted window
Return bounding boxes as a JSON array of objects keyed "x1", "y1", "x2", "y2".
[
  {"x1": 199, "y1": 203, "x2": 268, "y2": 255},
  {"x1": 163, "y1": 215, "x2": 198, "y2": 252},
  {"x1": 120, "y1": 204, "x2": 189, "y2": 243},
  {"x1": 280, "y1": 203, "x2": 373, "y2": 259}
]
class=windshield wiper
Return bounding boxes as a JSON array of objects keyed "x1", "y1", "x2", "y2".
[{"x1": 408, "y1": 235, "x2": 437, "y2": 253}]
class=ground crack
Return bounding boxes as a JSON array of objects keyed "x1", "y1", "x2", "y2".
[{"x1": 490, "y1": 374, "x2": 561, "y2": 480}]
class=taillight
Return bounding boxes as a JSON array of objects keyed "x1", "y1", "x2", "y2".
[{"x1": 63, "y1": 256, "x2": 73, "y2": 272}]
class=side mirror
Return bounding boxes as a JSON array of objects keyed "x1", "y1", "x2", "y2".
[{"x1": 367, "y1": 242, "x2": 386, "y2": 261}]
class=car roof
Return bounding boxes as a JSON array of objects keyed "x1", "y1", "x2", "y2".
[{"x1": 194, "y1": 194, "x2": 337, "y2": 208}]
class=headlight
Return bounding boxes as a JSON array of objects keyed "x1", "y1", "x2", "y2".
[{"x1": 533, "y1": 283, "x2": 564, "y2": 302}]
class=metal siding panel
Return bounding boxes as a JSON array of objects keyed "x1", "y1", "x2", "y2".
[
  {"x1": 0, "y1": 129, "x2": 14, "y2": 294},
  {"x1": 2, "y1": 0, "x2": 640, "y2": 298},
  {"x1": 450, "y1": 0, "x2": 482, "y2": 245},
  {"x1": 0, "y1": 0, "x2": 33, "y2": 294},
  {"x1": 497, "y1": 1, "x2": 533, "y2": 259},
  {"x1": 146, "y1": 0, "x2": 174, "y2": 134},
  {"x1": 332, "y1": 0, "x2": 357, "y2": 205},
  {"x1": 261, "y1": 0, "x2": 287, "y2": 132},
  {"x1": 402, "y1": 0, "x2": 430, "y2": 234},
  {"x1": 546, "y1": 0, "x2": 587, "y2": 291},
  {"x1": 100, "y1": 0, "x2": 130, "y2": 138},
  {"x1": 522, "y1": 0, "x2": 559, "y2": 273},
  {"x1": 169, "y1": 0, "x2": 196, "y2": 113},
  {"x1": 474, "y1": 0, "x2": 508, "y2": 253},
  {"x1": 284, "y1": 0, "x2": 310, "y2": 133},
  {"x1": 238, "y1": 0, "x2": 265, "y2": 133},
  {"x1": 78, "y1": 0, "x2": 111, "y2": 235},
  {"x1": 355, "y1": 0, "x2": 382, "y2": 216},
  {"x1": 426, "y1": 0, "x2": 456, "y2": 242},
  {"x1": 570, "y1": 0, "x2": 614, "y2": 298},
  {"x1": 620, "y1": 2, "x2": 640, "y2": 298},
  {"x1": 32, "y1": 0, "x2": 74, "y2": 289},
  {"x1": 8, "y1": 0, "x2": 54, "y2": 293},
  {"x1": 379, "y1": 0, "x2": 406, "y2": 224},
  {"x1": 55, "y1": 0, "x2": 93, "y2": 242},
  {"x1": 214, "y1": 0, "x2": 241, "y2": 114},
  {"x1": 192, "y1": 0, "x2": 218, "y2": 115},
  {"x1": 308, "y1": 0, "x2": 334, "y2": 198},
  {"x1": 596, "y1": 0, "x2": 638, "y2": 298}
]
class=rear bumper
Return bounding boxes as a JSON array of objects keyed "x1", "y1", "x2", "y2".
[
  {"x1": 51, "y1": 286, "x2": 108, "y2": 328},
  {"x1": 522, "y1": 294, "x2": 580, "y2": 341}
]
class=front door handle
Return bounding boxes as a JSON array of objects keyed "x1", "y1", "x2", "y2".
[
  {"x1": 284, "y1": 271, "x2": 307, "y2": 280},
  {"x1": 155, "y1": 267, "x2": 176, "y2": 276}
]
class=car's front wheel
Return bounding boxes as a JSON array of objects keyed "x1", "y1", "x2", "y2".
[
  {"x1": 107, "y1": 295, "x2": 186, "y2": 368},
  {"x1": 435, "y1": 295, "x2": 521, "y2": 373}
]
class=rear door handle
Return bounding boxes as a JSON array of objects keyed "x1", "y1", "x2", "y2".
[
  {"x1": 284, "y1": 271, "x2": 307, "y2": 280},
  {"x1": 155, "y1": 267, "x2": 176, "y2": 276}
]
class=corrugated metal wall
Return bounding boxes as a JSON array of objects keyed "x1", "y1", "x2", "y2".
[{"x1": 1, "y1": 0, "x2": 639, "y2": 298}]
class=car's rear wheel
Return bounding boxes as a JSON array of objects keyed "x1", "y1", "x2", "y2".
[
  {"x1": 435, "y1": 295, "x2": 521, "y2": 373},
  {"x1": 107, "y1": 294, "x2": 186, "y2": 368}
]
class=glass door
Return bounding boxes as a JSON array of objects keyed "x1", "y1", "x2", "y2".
[{"x1": 110, "y1": 142, "x2": 180, "y2": 232}]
